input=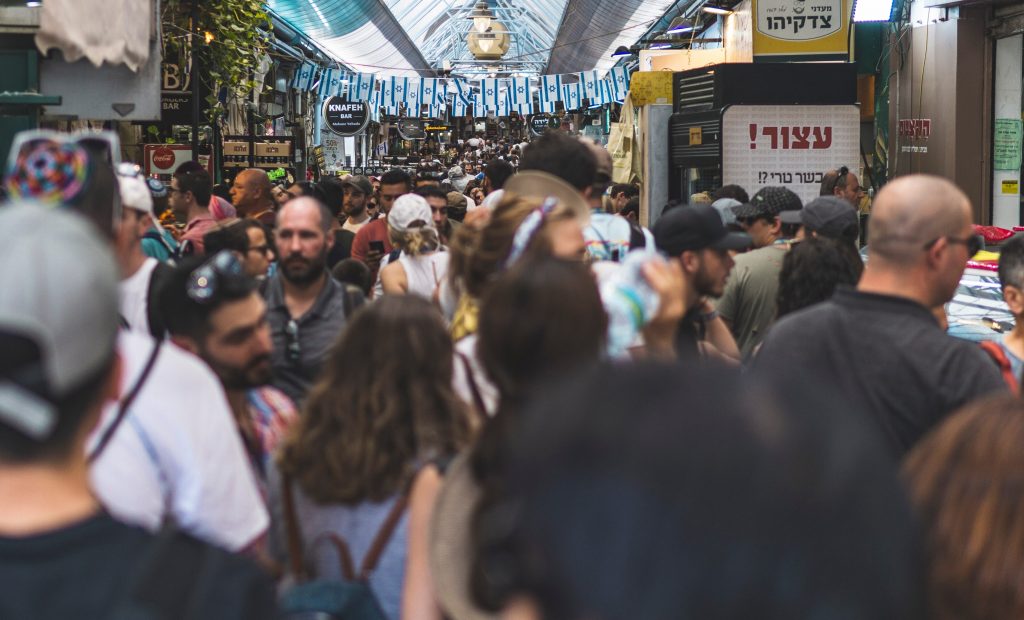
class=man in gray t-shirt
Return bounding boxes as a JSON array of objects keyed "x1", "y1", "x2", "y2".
[{"x1": 716, "y1": 186, "x2": 802, "y2": 357}]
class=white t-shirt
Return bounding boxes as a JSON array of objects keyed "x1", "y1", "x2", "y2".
[
  {"x1": 119, "y1": 257, "x2": 158, "y2": 335},
  {"x1": 89, "y1": 331, "x2": 269, "y2": 551},
  {"x1": 342, "y1": 216, "x2": 370, "y2": 234}
]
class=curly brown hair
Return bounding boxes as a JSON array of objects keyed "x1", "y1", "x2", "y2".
[
  {"x1": 903, "y1": 393, "x2": 1024, "y2": 620},
  {"x1": 277, "y1": 295, "x2": 472, "y2": 504}
]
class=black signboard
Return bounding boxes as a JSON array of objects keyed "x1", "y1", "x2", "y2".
[
  {"x1": 397, "y1": 118, "x2": 426, "y2": 141},
  {"x1": 323, "y1": 97, "x2": 369, "y2": 136},
  {"x1": 529, "y1": 114, "x2": 557, "y2": 136}
]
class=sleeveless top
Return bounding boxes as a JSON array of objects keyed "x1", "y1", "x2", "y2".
[{"x1": 397, "y1": 251, "x2": 450, "y2": 300}]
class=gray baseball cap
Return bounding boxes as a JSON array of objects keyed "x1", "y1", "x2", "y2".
[{"x1": 0, "y1": 203, "x2": 119, "y2": 440}]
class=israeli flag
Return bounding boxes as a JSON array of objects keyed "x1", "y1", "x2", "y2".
[
  {"x1": 370, "y1": 86, "x2": 381, "y2": 122},
  {"x1": 420, "y1": 78, "x2": 444, "y2": 110},
  {"x1": 317, "y1": 68, "x2": 336, "y2": 99},
  {"x1": 350, "y1": 73, "x2": 376, "y2": 102},
  {"x1": 577, "y1": 70, "x2": 601, "y2": 102},
  {"x1": 452, "y1": 78, "x2": 474, "y2": 106},
  {"x1": 539, "y1": 74, "x2": 562, "y2": 114},
  {"x1": 334, "y1": 72, "x2": 349, "y2": 98},
  {"x1": 608, "y1": 66, "x2": 630, "y2": 101},
  {"x1": 481, "y1": 78, "x2": 500, "y2": 111},
  {"x1": 562, "y1": 82, "x2": 582, "y2": 110},
  {"x1": 509, "y1": 77, "x2": 531, "y2": 108},
  {"x1": 496, "y1": 84, "x2": 510, "y2": 117},
  {"x1": 473, "y1": 91, "x2": 488, "y2": 117},
  {"x1": 292, "y1": 61, "x2": 317, "y2": 92},
  {"x1": 381, "y1": 78, "x2": 402, "y2": 115},
  {"x1": 404, "y1": 78, "x2": 421, "y2": 116},
  {"x1": 452, "y1": 93, "x2": 469, "y2": 117},
  {"x1": 590, "y1": 79, "x2": 613, "y2": 106}
]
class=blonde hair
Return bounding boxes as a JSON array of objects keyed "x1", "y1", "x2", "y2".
[{"x1": 388, "y1": 223, "x2": 440, "y2": 255}]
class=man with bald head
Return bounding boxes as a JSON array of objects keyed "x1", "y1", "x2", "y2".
[
  {"x1": 231, "y1": 169, "x2": 277, "y2": 227},
  {"x1": 264, "y1": 197, "x2": 350, "y2": 405},
  {"x1": 753, "y1": 175, "x2": 1005, "y2": 456}
]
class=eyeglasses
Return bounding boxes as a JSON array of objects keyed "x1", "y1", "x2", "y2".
[
  {"x1": 924, "y1": 234, "x2": 984, "y2": 257},
  {"x1": 285, "y1": 319, "x2": 301, "y2": 364},
  {"x1": 186, "y1": 250, "x2": 247, "y2": 304}
]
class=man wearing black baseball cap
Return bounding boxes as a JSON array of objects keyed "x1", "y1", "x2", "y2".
[
  {"x1": 717, "y1": 186, "x2": 804, "y2": 358},
  {"x1": 654, "y1": 204, "x2": 750, "y2": 360},
  {"x1": 731, "y1": 186, "x2": 803, "y2": 249}
]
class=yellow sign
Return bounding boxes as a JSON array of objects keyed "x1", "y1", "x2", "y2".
[
  {"x1": 752, "y1": 0, "x2": 851, "y2": 59},
  {"x1": 1002, "y1": 179, "x2": 1019, "y2": 195},
  {"x1": 629, "y1": 72, "x2": 674, "y2": 106},
  {"x1": 689, "y1": 127, "x2": 703, "y2": 146}
]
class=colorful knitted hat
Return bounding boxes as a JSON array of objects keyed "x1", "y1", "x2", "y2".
[{"x1": 5, "y1": 140, "x2": 92, "y2": 205}]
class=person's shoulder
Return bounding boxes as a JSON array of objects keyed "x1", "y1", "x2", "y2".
[
  {"x1": 132, "y1": 529, "x2": 277, "y2": 619},
  {"x1": 766, "y1": 299, "x2": 840, "y2": 336}
]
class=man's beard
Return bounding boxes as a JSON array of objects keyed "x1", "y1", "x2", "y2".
[
  {"x1": 280, "y1": 248, "x2": 328, "y2": 285},
  {"x1": 205, "y1": 352, "x2": 272, "y2": 390},
  {"x1": 694, "y1": 260, "x2": 723, "y2": 298},
  {"x1": 344, "y1": 202, "x2": 366, "y2": 218}
]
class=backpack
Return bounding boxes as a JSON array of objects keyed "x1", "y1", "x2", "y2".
[
  {"x1": 979, "y1": 340, "x2": 1020, "y2": 395},
  {"x1": 278, "y1": 477, "x2": 410, "y2": 620},
  {"x1": 143, "y1": 229, "x2": 181, "y2": 264}
]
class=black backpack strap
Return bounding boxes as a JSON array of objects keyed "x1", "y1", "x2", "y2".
[{"x1": 89, "y1": 339, "x2": 162, "y2": 464}]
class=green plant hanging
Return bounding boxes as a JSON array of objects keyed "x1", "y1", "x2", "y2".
[{"x1": 162, "y1": 0, "x2": 270, "y2": 123}]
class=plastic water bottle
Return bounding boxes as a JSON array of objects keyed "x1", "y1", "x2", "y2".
[{"x1": 597, "y1": 250, "x2": 663, "y2": 358}]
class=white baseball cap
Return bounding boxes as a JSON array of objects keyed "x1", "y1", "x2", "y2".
[
  {"x1": 389, "y1": 194, "x2": 434, "y2": 234},
  {"x1": 0, "y1": 203, "x2": 119, "y2": 440}
]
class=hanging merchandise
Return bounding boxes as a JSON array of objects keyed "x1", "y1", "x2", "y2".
[{"x1": 609, "y1": 94, "x2": 638, "y2": 183}]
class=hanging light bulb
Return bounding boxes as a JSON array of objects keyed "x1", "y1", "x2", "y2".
[{"x1": 467, "y1": 1, "x2": 494, "y2": 33}]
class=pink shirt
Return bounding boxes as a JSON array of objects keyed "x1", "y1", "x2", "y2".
[{"x1": 181, "y1": 215, "x2": 217, "y2": 256}]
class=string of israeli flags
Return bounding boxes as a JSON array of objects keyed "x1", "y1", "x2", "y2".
[{"x1": 291, "y1": 63, "x2": 632, "y2": 121}]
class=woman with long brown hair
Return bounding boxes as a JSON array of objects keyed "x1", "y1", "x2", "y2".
[
  {"x1": 903, "y1": 393, "x2": 1024, "y2": 620},
  {"x1": 269, "y1": 295, "x2": 472, "y2": 620}
]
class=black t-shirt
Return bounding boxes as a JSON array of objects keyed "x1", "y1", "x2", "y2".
[
  {"x1": 0, "y1": 512, "x2": 277, "y2": 620},
  {"x1": 752, "y1": 287, "x2": 1007, "y2": 456}
]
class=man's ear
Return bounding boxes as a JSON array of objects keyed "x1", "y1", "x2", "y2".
[
  {"x1": 1004, "y1": 285, "x2": 1024, "y2": 316},
  {"x1": 170, "y1": 335, "x2": 200, "y2": 356},
  {"x1": 769, "y1": 216, "x2": 782, "y2": 236},
  {"x1": 679, "y1": 249, "x2": 701, "y2": 275}
]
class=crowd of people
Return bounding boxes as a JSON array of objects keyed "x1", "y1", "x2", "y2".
[{"x1": 1, "y1": 126, "x2": 1022, "y2": 620}]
